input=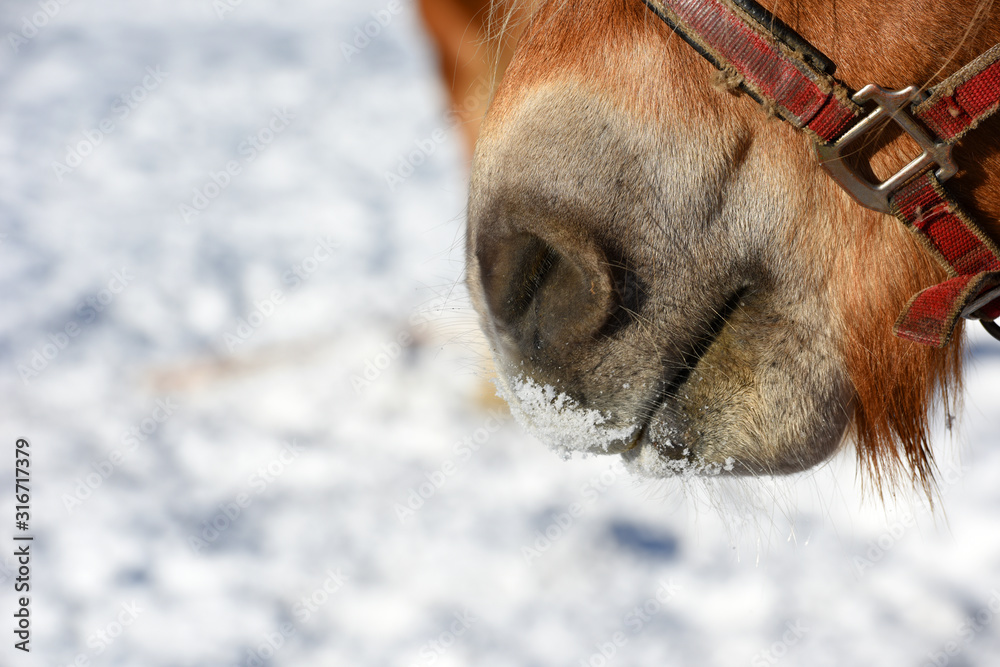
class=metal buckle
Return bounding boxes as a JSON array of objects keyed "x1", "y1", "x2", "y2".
[
  {"x1": 961, "y1": 285, "x2": 1000, "y2": 320},
  {"x1": 983, "y1": 320, "x2": 1000, "y2": 342},
  {"x1": 962, "y1": 284, "x2": 1000, "y2": 342},
  {"x1": 815, "y1": 85, "x2": 958, "y2": 214}
]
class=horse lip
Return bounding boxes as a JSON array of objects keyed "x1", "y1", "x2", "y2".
[{"x1": 619, "y1": 290, "x2": 742, "y2": 461}]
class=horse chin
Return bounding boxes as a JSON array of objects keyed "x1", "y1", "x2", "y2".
[{"x1": 622, "y1": 317, "x2": 854, "y2": 477}]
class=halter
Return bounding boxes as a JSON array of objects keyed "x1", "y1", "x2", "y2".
[{"x1": 643, "y1": 0, "x2": 1000, "y2": 346}]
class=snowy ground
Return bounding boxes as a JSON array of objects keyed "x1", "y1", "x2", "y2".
[{"x1": 1, "y1": 1, "x2": 1000, "y2": 666}]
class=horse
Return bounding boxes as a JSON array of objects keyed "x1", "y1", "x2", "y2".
[
  {"x1": 460, "y1": 0, "x2": 1000, "y2": 495},
  {"x1": 417, "y1": 0, "x2": 530, "y2": 150}
]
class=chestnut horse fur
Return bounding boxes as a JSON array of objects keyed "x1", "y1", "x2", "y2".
[{"x1": 426, "y1": 0, "x2": 1000, "y2": 493}]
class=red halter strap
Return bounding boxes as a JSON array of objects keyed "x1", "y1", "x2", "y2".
[{"x1": 643, "y1": 0, "x2": 1000, "y2": 346}]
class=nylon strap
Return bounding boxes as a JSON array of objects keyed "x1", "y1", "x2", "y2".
[
  {"x1": 889, "y1": 172, "x2": 1000, "y2": 345},
  {"x1": 643, "y1": 0, "x2": 1000, "y2": 346},
  {"x1": 915, "y1": 43, "x2": 1000, "y2": 143},
  {"x1": 642, "y1": 0, "x2": 861, "y2": 142}
]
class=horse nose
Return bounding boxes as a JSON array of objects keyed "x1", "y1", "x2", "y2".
[{"x1": 476, "y1": 229, "x2": 615, "y2": 360}]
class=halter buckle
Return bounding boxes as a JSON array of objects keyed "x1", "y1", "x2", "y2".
[
  {"x1": 961, "y1": 283, "x2": 1000, "y2": 344},
  {"x1": 961, "y1": 285, "x2": 1000, "y2": 320},
  {"x1": 815, "y1": 85, "x2": 958, "y2": 214}
]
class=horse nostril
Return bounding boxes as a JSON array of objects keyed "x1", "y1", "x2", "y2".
[
  {"x1": 477, "y1": 231, "x2": 614, "y2": 358},
  {"x1": 480, "y1": 233, "x2": 554, "y2": 325}
]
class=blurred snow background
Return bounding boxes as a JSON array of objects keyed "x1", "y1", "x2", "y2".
[{"x1": 0, "y1": 1, "x2": 999, "y2": 665}]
